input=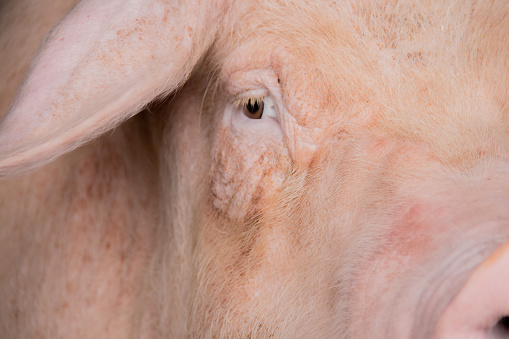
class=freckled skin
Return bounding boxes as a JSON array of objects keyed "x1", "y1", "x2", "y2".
[
  {"x1": 1, "y1": 0, "x2": 509, "y2": 338},
  {"x1": 0, "y1": 0, "x2": 78, "y2": 118},
  {"x1": 0, "y1": 116, "x2": 159, "y2": 337},
  {"x1": 210, "y1": 114, "x2": 290, "y2": 221},
  {"x1": 190, "y1": 2, "x2": 509, "y2": 336}
]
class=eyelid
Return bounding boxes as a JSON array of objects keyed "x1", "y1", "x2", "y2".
[{"x1": 232, "y1": 89, "x2": 268, "y2": 108}]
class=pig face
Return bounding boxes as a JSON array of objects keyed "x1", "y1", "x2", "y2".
[
  {"x1": 1, "y1": 0, "x2": 509, "y2": 338},
  {"x1": 162, "y1": 2, "x2": 509, "y2": 337}
]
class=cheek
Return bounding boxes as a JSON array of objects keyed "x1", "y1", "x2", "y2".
[
  {"x1": 210, "y1": 126, "x2": 290, "y2": 221},
  {"x1": 385, "y1": 204, "x2": 441, "y2": 263}
]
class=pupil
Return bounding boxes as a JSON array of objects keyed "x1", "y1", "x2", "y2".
[{"x1": 247, "y1": 99, "x2": 259, "y2": 114}]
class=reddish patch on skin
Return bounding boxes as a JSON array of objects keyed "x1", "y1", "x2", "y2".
[{"x1": 387, "y1": 203, "x2": 441, "y2": 260}]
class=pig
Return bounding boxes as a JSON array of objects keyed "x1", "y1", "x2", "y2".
[{"x1": 1, "y1": 0, "x2": 509, "y2": 337}]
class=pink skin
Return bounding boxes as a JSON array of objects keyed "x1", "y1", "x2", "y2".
[
  {"x1": 1, "y1": 0, "x2": 509, "y2": 338},
  {"x1": 0, "y1": 0, "x2": 229, "y2": 174},
  {"x1": 434, "y1": 241, "x2": 509, "y2": 338},
  {"x1": 350, "y1": 178, "x2": 509, "y2": 338}
]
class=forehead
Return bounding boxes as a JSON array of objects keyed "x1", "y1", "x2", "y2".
[
  {"x1": 216, "y1": 0, "x2": 509, "y2": 164},
  {"x1": 223, "y1": 0, "x2": 509, "y2": 75}
]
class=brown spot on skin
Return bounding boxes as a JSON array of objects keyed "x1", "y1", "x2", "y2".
[{"x1": 82, "y1": 253, "x2": 92, "y2": 263}]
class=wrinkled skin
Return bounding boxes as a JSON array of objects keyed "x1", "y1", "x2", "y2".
[{"x1": 1, "y1": 0, "x2": 509, "y2": 338}]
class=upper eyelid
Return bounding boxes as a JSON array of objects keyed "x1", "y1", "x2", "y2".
[
  {"x1": 224, "y1": 68, "x2": 279, "y2": 94},
  {"x1": 232, "y1": 88, "x2": 269, "y2": 108},
  {"x1": 233, "y1": 96, "x2": 265, "y2": 109}
]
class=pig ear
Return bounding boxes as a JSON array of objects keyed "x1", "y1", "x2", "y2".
[{"x1": 0, "y1": 0, "x2": 227, "y2": 176}]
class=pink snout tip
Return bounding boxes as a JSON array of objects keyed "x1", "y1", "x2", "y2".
[{"x1": 433, "y1": 241, "x2": 509, "y2": 339}]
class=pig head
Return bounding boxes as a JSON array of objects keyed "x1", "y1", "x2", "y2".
[{"x1": 0, "y1": 0, "x2": 509, "y2": 338}]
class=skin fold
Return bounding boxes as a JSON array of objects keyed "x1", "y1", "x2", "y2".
[{"x1": 0, "y1": 0, "x2": 508, "y2": 338}]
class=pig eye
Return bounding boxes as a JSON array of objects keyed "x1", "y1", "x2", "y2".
[
  {"x1": 244, "y1": 98, "x2": 264, "y2": 119},
  {"x1": 234, "y1": 92, "x2": 277, "y2": 120}
]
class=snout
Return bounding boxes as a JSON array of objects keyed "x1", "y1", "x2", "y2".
[{"x1": 433, "y1": 241, "x2": 509, "y2": 339}]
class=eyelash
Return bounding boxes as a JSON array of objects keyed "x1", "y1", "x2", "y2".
[{"x1": 232, "y1": 95, "x2": 265, "y2": 109}]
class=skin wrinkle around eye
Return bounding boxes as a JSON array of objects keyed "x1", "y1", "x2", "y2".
[
  {"x1": 225, "y1": 66, "x2": 323, "y2": 165},
  {"x1": 209, "y1": 89, "x2": 290, "y2": 220},
  {"x1": 213, "y1": 47, "x2": 335, "y2": 220},
  {"x1": 209, "y1": 131, "x2": 289, "y2": 221}
]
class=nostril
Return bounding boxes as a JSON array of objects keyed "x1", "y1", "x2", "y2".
[
  {"x1": 492, "y1": 316, "x2": 509, "y2": 338},
  {"x1": 433, "y1": 242, "x2": 509, "y2": 339},
  {"x1": 499, "y1": 316, "x2": 509, "y2": 329}
]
